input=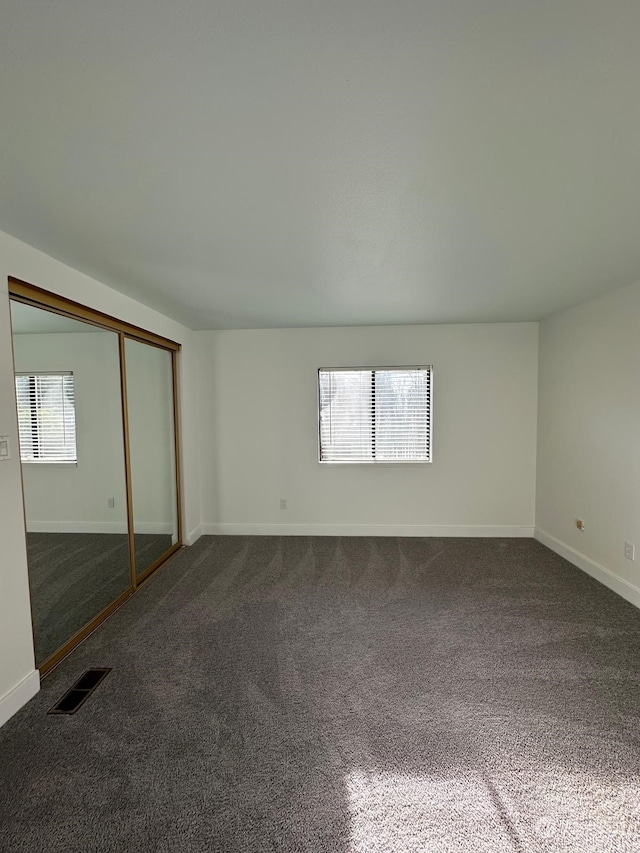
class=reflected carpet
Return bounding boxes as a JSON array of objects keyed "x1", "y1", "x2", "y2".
[{"x1": 26, "y1": 532, "x2": 173, "y2": 662}]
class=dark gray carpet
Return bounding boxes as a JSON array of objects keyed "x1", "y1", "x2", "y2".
[
  {"x1": 27, "y1": 532, "x2": 174, "y2": 663},
  {"x1": 2, "y1": 536, "x2": 640, "y2": 852}
]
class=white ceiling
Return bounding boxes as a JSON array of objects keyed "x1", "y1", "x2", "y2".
[{"x1": 1, "y1": 1, "x2": 640, "y2": 330}]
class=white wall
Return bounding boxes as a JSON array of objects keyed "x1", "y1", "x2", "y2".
[
  {"x1": 536, "y1": 280, "x2": 640, "y2": 608},
  {"x1": 199, "y1": 323, "x2": 539, "y2": 535},
  {"x1": 0, "y1": 228, "x2": 201, "y2": 727},
  {"x1": 0, "y1": 289, "x2": 39, "y2": 727}
]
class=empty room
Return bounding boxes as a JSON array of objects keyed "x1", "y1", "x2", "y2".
[{"x1": 1, "y1": 2, "x2": 640, "y2": 851}]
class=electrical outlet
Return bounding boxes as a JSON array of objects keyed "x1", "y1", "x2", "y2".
[
  {"x1": 625, "y1": 541, "x2": 635, "y2": 561},
  {"x1": 0, "y1": 436, "x2": 9, "y2": 461},
  {"x1": 107, "y1": 497, "x2": 115, "y2": 509},
  {"x1": 576, "y1": 519, "x2": 585, "y2": 531},
  {"x1": 280, "y1": 498, "x2": 288, "y2": 510}
]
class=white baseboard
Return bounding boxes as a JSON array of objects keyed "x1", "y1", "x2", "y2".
[
  {"x1": 535, "y1": 528, "x2": 640, "y2": 610},
  {"x1": 27, "y1": 521, "x2": 174, "y2": 535},
  {"x1": 185, "y1": 524, "x2": 203, "y2": 546},
  {"x1": 135, "y1": 522, "x2": 175, "y2": 535},
  {"x1": 0, "y1": 670, "x2": 40, "y2": 729},
  {"x1": 28, "y1": 520, "x2": 128, "y2": 534},
  {"x1": 202, "y1": 523, "x2": 535, "y2": 538}
]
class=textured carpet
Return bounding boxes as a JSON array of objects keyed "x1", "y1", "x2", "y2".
[
  {"x1": 26, "y1": 532, "x2": 174, "y2": 663},
  {"x1": 2, "y1": 536, "x2": 640, "y2": 852}
]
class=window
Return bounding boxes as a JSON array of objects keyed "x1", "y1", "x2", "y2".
[
  {"x1": 15, "y1": 373, "x2": 77, "y2": 463},
  {"x1": 318, "y1": 366, "x2": 432, "y2": 463}
]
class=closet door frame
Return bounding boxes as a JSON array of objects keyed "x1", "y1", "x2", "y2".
[{"x1": 8, "y1": 278, "x2": 183, "y2": 675}]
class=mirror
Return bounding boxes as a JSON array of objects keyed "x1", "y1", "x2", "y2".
[
  {"x1": 125, "y1": 338, "x2": 178, "y2": 578},
  {"x1": 11, "y1": 300, "x2": 131, "y2": 665}
]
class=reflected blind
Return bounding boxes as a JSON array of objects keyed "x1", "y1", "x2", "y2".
[
  {"x1": 318, "y1": 367, "x2": 432, "y2": 463},
  {"x1": 15, "y1": 373, "x2": 77, "y2": 462}
]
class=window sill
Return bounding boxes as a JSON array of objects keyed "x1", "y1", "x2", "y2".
[
  {"x1": 318, "y1": 460, "x2": 432, "y2": 465},
  {"x1": 21, "y1": 460, "x2": 78, "y2": 466}
]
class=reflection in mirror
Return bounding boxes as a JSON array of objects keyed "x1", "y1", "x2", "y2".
[
  {"x1": 10, "y1": 300, "x2": 131, "y2": 666},
  {"x1": 125, "y1": 338, "x2": 178, "y2": 578}
]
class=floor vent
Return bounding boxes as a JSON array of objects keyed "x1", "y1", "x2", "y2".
[{"x1": 48, "y1": 668, "x2": 111, "y2": 715}]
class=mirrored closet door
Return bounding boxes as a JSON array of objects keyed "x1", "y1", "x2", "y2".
[
  {"x1": 124, "y1": 338, "x2": 179, "y2": 581},
  {"x1": 9, "y1": 280, "x2": 182, "y2": 675},
  {"x1": 11, "y1": 300, "x2": 130, "y2": 666}
]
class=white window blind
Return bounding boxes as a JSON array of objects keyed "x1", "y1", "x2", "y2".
[
  {"x1": 15, "y1": 373, "x2": 77, "y2": 463},
  {"x1": 318, "y1": 367, "x2": 432, "y2": 463}
]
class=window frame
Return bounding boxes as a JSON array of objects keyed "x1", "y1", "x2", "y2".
[
  {"x1": 15, "y1": 371, "x2": 78, "y2": 465},
  {"x1": 317, "y1": 365, "x2": 433, "y2": 465}
]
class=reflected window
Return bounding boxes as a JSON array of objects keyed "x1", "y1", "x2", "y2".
[{"x1": 15, "y1": 372, "x2": 77, "y2": 463}]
